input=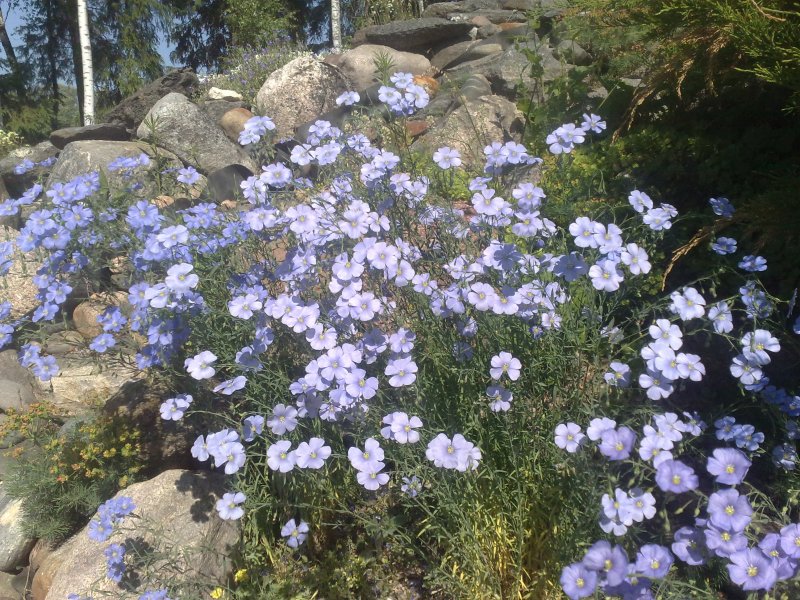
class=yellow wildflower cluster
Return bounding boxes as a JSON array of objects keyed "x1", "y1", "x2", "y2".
[
  {"x1": 44, "y1": 415, "x2": 144, "y2": 486},
  {"x1": 0, "y1": 129, "x2": 21, "y2": 156}
]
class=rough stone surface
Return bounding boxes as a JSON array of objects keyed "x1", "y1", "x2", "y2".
[
  {"x1": 31, "y1": 535, "x2": 76, "y2": 600},
  {"x1": 42, "y1": 331, "x2": 84, "y2": 357},
  {"x1": 45, "y1": 470, "x2": 239, "y2": 600},
  {"x1": 477, "y1": 23, "x2": 504, "y2": 38},
  {"x1": 46, "y1": 140, "x2": 182, "y2": 197},
  {"x1": 49, "y1": 124, "x2": 129, "y2": 150},
  {"x1": 0, "y1": 350, "x2": 36, "y2": 412},
  {"x1": 103, "y1": 380, "x2": 199, "y2": 469},
  {"x1": 71, "y1": 291, "x2": 129, "y2": 339},
  {"x1": 0, "y1": 142, "x2": 59, "y2": 198},
  {"x1": 354, "y1": 18, "x2": 474, "y2": 53},
  {"x1": 423, "y1": 0, "x2": 507, "y2": 17},
  {"x1": 136, "y1": 93, "x2": 256, "y2": 174},
  {"x1": 0, "y1": 567, "x2": 28, "y2": 597},
  {"x1": 451, "y1": 9, "x2": 526, "y2": 24},
  {"x1": 34, "y1": 350, "x2": 141, "y2": 415},
  {"x1": 255, "y1": 56, "x2": 351, "y2": 139},
  {"x1": 501, "y1": 0, "x2": 561, "y2": 10},
  {"x1": 199, "y1": 99, "x2": 248, "y2": 127},
  {"x1": 0, "y1": 225, "x2": 40, "y2": 319},
  {"x1": 554, "y1": 39, "x2": 591, "y2": 66},
  {"x1": 328, "y1": 45, "x2": 431, "y2": 91},
  {"x1": 207, "y1": 87, "x2": 243, "y2": 101},
  {"x1": 103, "y1": 68, "x2": 200, "y2": 132},
  {"x1": 431, "y1": 40, "x2": 478, "y2": 71},
  {"x1": 219, "y1": 107, "x2": 254, "y2": 143},
  {"x1": 0, "y1": 483, "x2": 36, "y2": 573},
  {"x1": 414, "y1": 94, "x2": 524, "y2": 167},
  {"x1": 442, "y1": 42, "x2": 504, "y2": 70},
  {"x1": 207, "y1": 164, "x2": 255, "y2": 202},
  {"x1": 445, "y1": 42, "x2": 566, "y2": 100}
]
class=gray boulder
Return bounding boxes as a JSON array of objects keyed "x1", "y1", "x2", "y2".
[
  {"x1": 440, "y1": 42, "x2": 504, "y2": 70},
  {"x1": 414, "y1": 93, "x2": 524, "y2": 167},
  {"x1": 0, "y1": 142, "x2": 59, "y2": 198},
  {"x1": 431, "y1": 40, "x2": 478, "y2": 71},
  {"x1": 33, "y1": 349, "x2": 142, "y2": 416},
  {"x1": 0, "y1": 350, "x2": 36, "y2": 412},
  {"x1": 49, "y1": 124, "x2": 129, "y2": 150},
  {"x1": 449, "y1": 9, "x2": 526, "y2": 24},
  {"x1": 103, "y1": 68, "x2": 199, "y2": 133},
  {"x1": 501, "y1": 0, "x2": 562, "y2": 10},
  {"x1": 200, "y1": 99, "x2": 248, "y2": 127},
  {"x1": 206, "y1": 87, "x2": 243, "y2": 101},
  {"x1": 255, "y1": 55, "x2": 351, "y2": 140},
  {"x1": 46, "y1": 140, "x2": 182, "y2": 197},
  {"x1": 353, "y1": 18, "x2": 474, "y2": 53},
  {"x1": 554, "y1": 39, "x2": 591, "y2": 66},
  {"x1": 45, "y1": 470, "x2": 239, "y2": 599},
  {"x1": 136, "y1": 93, "x2": 256, "y2": 174},
  {"x1": 326, "y1": 44, "x2": 431, "y2": 91},
  {"x1": 445, "y1": 42, "x2": 567, "y2": 100},
  {"x1": 423, "y1": 0, "x2": 507, "y2": 16},
  {"x1": 0, "y1": 483, "x2": 36, "y2": 573},
  {"x1": 0, "y1": 225, "x2": 40, "y2": 319}
]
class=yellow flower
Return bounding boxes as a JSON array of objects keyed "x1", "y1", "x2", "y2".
[
  {"x1": 234, "y1": 569, "x2": 248, "y2": 583},
  {"x1": 210, "y1": 588, "x2": 225, "y2": 599}
]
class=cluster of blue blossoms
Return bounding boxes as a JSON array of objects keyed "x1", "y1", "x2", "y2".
[
  {"x1": 2, "y1": 71, "x2": 799, "y2": 598},
  {"x1": 553, "y1": 189, "x2": 800, "y2": 597}
]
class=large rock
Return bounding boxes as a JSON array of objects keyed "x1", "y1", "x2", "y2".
[
  {"x1": 502, "y1": 0, "x2": 562, "y2": 10},
  {"x1": 0, "y1": 483, "x2": 36, "y2": 573},
  {"x1": 200, "y1": 99, "x2": 248, "y2": 127},
  {"x1": 46, "y1": 140, "x2": 182, "y2": 197},
  {"x1": 44, "y1": 470, "x2": 239, "y2": 599},
  {"x1": 449, "y1": 9, "x2": 526, "y2": 23},
  {"x1": 327, "y1": 45, "x2": 431, "y2": 91},
  {"x1": 206, "y1": 87, "x2": 243, "y2": 101},
  {"x1": 137, "y1": 93, "x2": 256, "y2": 174},
  {"x1": 34, "y1": 350, "x2": 141, "y2": 416},
  {"x1": 0, "y1": 142, "x2": 59, "y2": 198},
  {"x1": 423, "y1": 0, "x2": 507, "y2": 17},
  {"x1": 445, "y1": 42, "x2": 566, "y2": 100},
  {"x1": 71, "y1": 291, "x2": 129, "y2": 340},
  {"x1": 103, "y1": 68, "x2": 199, "y2": 133},
  {"x1": 49, "y1": 124, "x2": 129, "y2": 150},
  {"x1": 414, "y1": 94, "x2": 524, "y2": 167},
  {"x1": 440, "y1": 42, "x2": 504, "y2": 70},
  {"x1": 431, "y1": 40, "x2": 478, "y2": 71},
  {"x1": 0, "y1": 350, "x2": 36, "y2": 412},
  {"x1": 103, "y1": 379, "x2": 198, "y2": 470},
  {"x1": 554, "y1": 39, "x2": 591, "y2": 66},
  {"x1": 353, "y1": 18, "x2": 474, "y2": 53},
  {"x1": 30, "y1": 536, "x2": 75, "y2": 600},
  {"x1": 0, "y1": 225, "x2": 40, "y2": 319},
  {"x1": 255, "y1": 55, "x2": 351, "y2": 140},
  {"x1": 219, "y1": 108, "x2": 254, "y2": 144}
]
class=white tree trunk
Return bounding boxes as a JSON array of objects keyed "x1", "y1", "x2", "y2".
[
  {"x1": 331, "y1": 0, "x2": 342, "y2": 52},
  {"x1": 76, "y1": 0, "x2": 94, "y2": 125}
]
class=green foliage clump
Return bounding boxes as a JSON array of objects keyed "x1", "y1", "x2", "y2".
[
  {"x1": 565, "y1": 0, "x2": 800, "y2": 111},
  {"x1": 1, "y1": 405, "x2": 147, "y2": 544},
  {"x1": 209, "y1": 38, "x2": 309, "y2": 105}
]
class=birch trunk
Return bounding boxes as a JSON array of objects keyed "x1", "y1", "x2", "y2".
[
  {"x1": 331, "y1": 0, "x2": 342, "y2": 52},
  {"x1": 76, "y1": 0, "x2": 94, "y2": 125}
]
